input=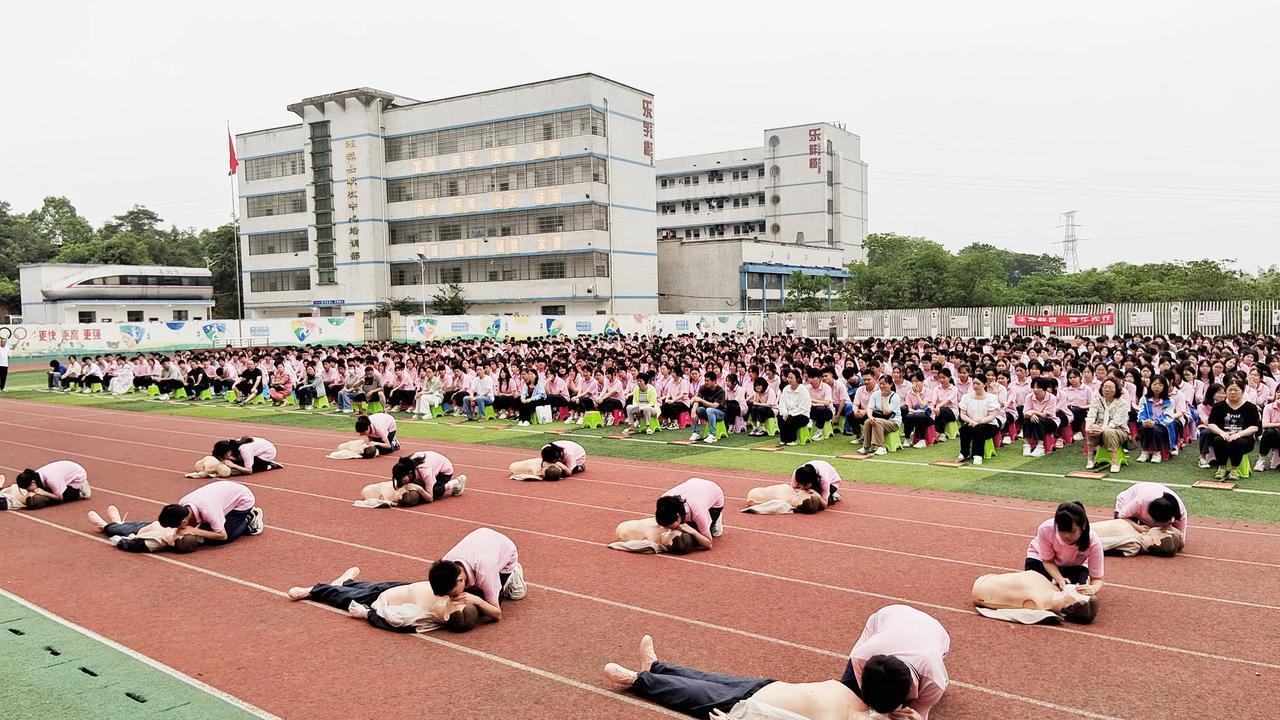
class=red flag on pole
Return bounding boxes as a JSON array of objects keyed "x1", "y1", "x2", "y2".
[{"x1": 227, "y1": 128, "x2": 239, "y2": 176}]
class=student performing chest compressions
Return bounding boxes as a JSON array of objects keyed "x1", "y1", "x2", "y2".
[
  {"x1": 355, "y1": 412, "x2": 400, "y2": 455},
  {"x1": 390, "y1": 451, "x2": 467, "y2": 502},
  {"x1": 2, "y1": 461, "x2": 91, "y2": 511},
  {"x1": 211, "y1": 437, "x2": 283, "y2": 475},
  {"x1": 88, "y1": 504, "x2": 204, "y2": 554},
  {"x1": 508, "y1": 440, "x2": 587, "y2": 481},
  {"x1": 156, "y1": 481, "x2": 264, "y2": 547},
  {"x1": 656, "y1": 478, "x2": 725, "y2": 551}
]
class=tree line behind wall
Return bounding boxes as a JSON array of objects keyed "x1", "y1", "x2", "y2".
[
  {"x1": 779, "y1": 232, "x2": 1280, "y2": 312},
  {"x1": 0, "y1": 197, "x2": 239, "y2": 318}
]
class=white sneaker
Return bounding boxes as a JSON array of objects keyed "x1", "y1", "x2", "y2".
[
  {"x1": 158, "y1": 394, "x2": 170, "y2": 401},
  {"x1": 830, "y1": 491, "x2": 841, "y2": 504},
  {"x1": 703, "y1": 434, "x2": 718, "y2": 444},
  {"x1": 1254, "y1": 459, "x2": 1266, "y2": 472},
  {"x1": 502, "y1": 562, "x2": 527, "y2": 600},
  {"x1": 913, "y1": 440, "x2": 927, "y2": 449},
  {"x1": 1151, "y1": 455, "x2": 1162, "y2": 464},
  {"x1": 711, "y1": 513, "x2": 724, "y2": 538},
  {"x1": 1073, "y1": 433, "x2": 1083, "y2": 442},
  {"x1": 1198, "y1": 458, "x2": 1211, "y2": 469},
  {"x1": 1138, "y1": 452, "x2": 1150, "y2": 463},
  {"x1": 450, "y1": 474, "x2": 467, "y2": 496},
  {"x1": 811, "y1": 431, "x2": 824, "y2": 442},
  {"x1": 1022, "y1": 444, "x2": 1033, "y2": 457},
  {"x1": 247, "y1": 507, "x2": 265, "y2": 535},
  {"x1": 874, "y1": 446, "x2": 887, "y2": 456},
  {"x1": 605, "y1": 415, "x2": 615, "y2": 426},
  {"x1": 973, "y1": 456, "x2": 983, "y2": 466},
  {"x1": 957, "y1": 454, "x2": 966, "y2": 461},
  {"x1": 576, "y1": 417, "x2": 584, "y2": 425},
  {"x1": 1170, "y1": 447, "x2": 1179, "y2": 456},
  {"x1": 518, "y1": 421, "x2": 530, "y2": 426},
  {"x1": 690, "y1": 432, "x2": 701, "y2": 442},
  {"x1": 564, "y1": 418, "x2": 575, "y2": 425},
  {"x1": 937, "y1": 433, "x2": 948, "y2": 442},
  {"x1": 1031, "y1": 446, "x2": 1045, "y2": 458}
]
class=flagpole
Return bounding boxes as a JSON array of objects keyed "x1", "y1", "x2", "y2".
[{"x1": 228, "y1": 121, "x2": 244, "y2": 341}]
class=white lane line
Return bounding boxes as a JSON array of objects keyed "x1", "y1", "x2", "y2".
[{"x1": 0, "y1": 587, "x2": 281, "y2": 720}]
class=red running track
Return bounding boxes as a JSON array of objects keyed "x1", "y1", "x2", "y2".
[{"x1": 1, "y1": 398, "x2": 1277, "y2": 719}]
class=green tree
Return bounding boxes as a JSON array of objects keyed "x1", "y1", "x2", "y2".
[
  {"x1": 0, "y1": 276, "x2": 18, "y2": 312},
  {"x1": 27, "y1": 196, "x2": 93, "y2": 247},
  {"x1": 197, "y1": 224, "x2": 239, "y2": 319},
  {"x1": 779, "y1": 271, "x2": 833, "y2": 312},
  {"x1": 0, "y1": 201, "x2": 58, "y2": 280},
  {"x1": 100, "y1": 205, "x2": 164, "y2": 238},
  {"x1": 53, "y1": 232, "x2": 153, "y2": 265},
  {"x1": 369, "y1": 297, "x2": 424, "y2": 318},
  {"x1": 430, "y1": 284, "x2": 471, "y2": 315}
]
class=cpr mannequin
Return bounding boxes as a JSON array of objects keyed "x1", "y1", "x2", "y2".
[
  {"x1": 352, "y1": 481, "x2": 429, "y2": 509},
  {"x1": 184, "y1": 456, "x2": 232, "y2": 479},
  {"x1": 508, "y1": 457, "x2": 547, "y2": 481},
  {"x1": 1092, "y1": 518, "x2": 1184, "y2": 557},
  {"x1": 970, "y1": 571, "x2": 1099, "y2": 625},
  {"x1": 741, "y1": 484, "x2": 825, "y2": 515},
  {"x1": 609, "y1": 518, "x2": 700, "y2": 554},
  {"x1": 327, "y1": 438, "x2": 378, "y2": 460}
]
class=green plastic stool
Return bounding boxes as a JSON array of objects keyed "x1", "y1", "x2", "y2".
[
  {"x1": 172, "y1": 387, "x2": 188, "y2": 399},
  {"x1": 797, "y1": 425, "x2": 812, "y2": 445},
  {"x1": 983, "y1": 438, "x2": 997, "y2": 459},
  {"x1": 818, "y1": 421, "x2": 835, "y2": 440},
  {"x1": 365, "y1": 400, "x2": 384, "y2": 414},
  {"x1": 247, "y1": 393, "x2": 267, "y2": 406},
  {"x1": 647, "y1": 415, "x2": 662, "y2": 433},
  {"x1": 1237, "y1": 454, "x2": 1251, "y2": 479},
  {"x1": 431, "y1": 404, "x2": 445, "y2": 418},
  {"x1": 483, "y1": 405, "x2": 497, "y2": 420},
  {"x1": 764, "y1": 417, "x2": 779, "y2": 437},
  {"x1": 146, "y1": 384, "x2": 160, "y2": 397},
  {"x1": 314, "y1": 395, "x2": 331, "y2": 409},
  {"x1": 90, "y1": 383, "x2": 103, "y2": 393},
  {"x1": 884, "y1": 428, "x2": 904, "y2": 452},
  {"x1": 1095, "y1": 446, "x2": 1129, "y2": 468},
  {"x1": 283, "y1": 393, "x2": 298, "y2": 406},
  {"x1": 714, "y1": 419, "x2": 729, "y2": 439},
  {"x1": 944, "y1": 421, "x2": 960, "y2": 440},
  {"x1": 582, "y1": 410, "x2": 604, "y2": 429},
  {"x1": 227, "y1": 389, "x2": 239, "y2": 402},
  {"x1": 198, "y1": 388, "x2": 214, "y2": 400}
]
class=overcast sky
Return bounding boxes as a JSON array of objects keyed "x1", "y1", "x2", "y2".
[{"x1": 4, "y1": 1, "x2": 1277, "y2": 270}]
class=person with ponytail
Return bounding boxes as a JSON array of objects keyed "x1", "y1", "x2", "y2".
[
  {"x1": 1025, "y1": 501, "x2": 1104, "y2": 595},
  {"x1": 211, "y1": 437, "x2": 282, "y2": 475},
  {"x1": 391, "y1": 451, "x2": 466, "y2": 502},
  {"x1": 1114, "y1": 482, "x2": 1188, "y2": 543}
]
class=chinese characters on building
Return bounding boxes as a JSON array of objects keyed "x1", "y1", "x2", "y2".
[
  {"x1": 642, "y1": 99, "x2": 655, "y2": 163},
  {"x1": 808, "y1": 127, "x2": 822, "y2": 172},
  {"x1": 345, "y1": 140, "x2": 360, "y2": 260}
]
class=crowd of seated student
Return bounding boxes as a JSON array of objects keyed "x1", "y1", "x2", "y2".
[{"x1": 42, "y1": 330, "x2": 1280, "y2": 476}]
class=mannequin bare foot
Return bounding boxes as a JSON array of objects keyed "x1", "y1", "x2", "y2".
[
  {"x1": 603, "y1": 663, "x2": 637, "y2": 689},
  {"x1": 332, "y1": 567, "x2": 359, "y2": 585},
  {"x1": 107, "y1": 505, "x2": 123, "y2": 523},
  {"x1": 286, "y1": 587, "x2": 311, "y2": 601},
  {"x1": 640, "y1": 634, "x2": 658, "y2": 672},
  {"x1": 87, "y1": 511, "x2": 107, "y2": 530}
]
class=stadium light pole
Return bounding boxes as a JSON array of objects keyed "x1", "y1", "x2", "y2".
[{"x1": 415, "y1": 246, "x2": 428, "y2": 316}]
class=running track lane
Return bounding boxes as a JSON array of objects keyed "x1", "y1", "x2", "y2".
[{"x1": 2, "y1": 405, "x2": 1278, "y2": 717}]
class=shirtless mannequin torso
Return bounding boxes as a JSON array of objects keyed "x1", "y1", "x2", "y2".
[
  {"x1": 748, "y1": 680, "x2": 872, "y2": 720},
  {"x1": 970, "y1": 570, "x2": 1084, "y2": 611},
  {"x1": 746, "y1": 484, "x2": 811, "y2": 507},
  {"x1": 361, "y1": 480, "x2": 403, "y2": 503},
  {"x1": 615, "y1": 518, "x2": 679, "y2": 548}
]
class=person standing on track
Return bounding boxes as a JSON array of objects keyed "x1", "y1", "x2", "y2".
[
  {"x1": 211, "y1": 436, "x2": 283, "y2": 475},
  {"x1": 10, "y1": 460, "x2": 92, "y2": 510},
  {"x1": 391, "y1": 451, "x2": 467, "y2": 502},
  {"x1": 355, "y1": 412, "x2": 400, "y2": 455},
  {"x1": 655, "y1": 478, "x2": 724, "y2": 551},
  {"x1": 0, "y1": 337, "x2": 9, "y2": 391},
  {"x1": 157, "y1": 480, "x2": 264, "y2": 545},
  {"x1": 841, "y1": 604, "x2": 950, "y2": 720}
]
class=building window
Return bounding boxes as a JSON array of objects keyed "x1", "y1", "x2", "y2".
[
  {"x1": 389, "y1": 251, "x2": 609, "y2": 286},
  {"x1": 440, "y1": 267, "x2": 463, "y2": 284},
  {"x1": 757, "y1": 166, "x2": 765, "y2": 178},
  {"x1": 746, "y1": 272, "x2": 764, "y2": 289},
  {"x1": 78, "y1": 311, "x2": 97, "y2": 323},
  {"x1": 244, "y1": 151, "x2": 306, "y2": 182},
  {"x1": 827, "y1": 199, "x2": 834, "y2": 214},
  {"x1": 172, "y1": 310, "x2": 189, "y2": 321},
  {"x1": 538, "y1": 260, "x2": 566, "y2": 279},
  {"x1": 385, "y1": 108, "x2": 606, "y2": 162},
  {"x1": 250, "y1": 269, "x2": 311, "y2": 293},
  {"x1": 708, "y1": 171, "x2": 723, "y2": 183},
  {"x1": 386, "y1": 157, "x2": 605, "y2": 203},
  {"x1": 246, "y1": 191, "x2": 307, "y2": 218},
  {"x1": 541, "y1": 305, "x2": 566, "y2": 315},
  {"x1": 247, "y1": 230, "x2": 309, "y2": 256},
  {"x1": 389, "y1": 205, "x2": 608, "y2": 245},
  {"x1": 317, "y1": 270, "x2": 336, "y2": 285},
  {"x1": 127, "y1": 310, "x2": 143, "y2": 322},
  {"x1": 310, "y1": 121, "x2": 330, "y2": 140}
]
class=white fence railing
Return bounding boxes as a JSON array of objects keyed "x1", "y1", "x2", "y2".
[{"x1": 766, "y1": 301, "x2": 1280, "y2": 338}]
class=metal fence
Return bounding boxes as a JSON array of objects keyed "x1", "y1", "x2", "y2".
[{"x1": 766, "y1": 300, "x2": 1280, "y2": 338}]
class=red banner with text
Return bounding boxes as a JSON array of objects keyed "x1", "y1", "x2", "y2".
[{"x1": 1011, "y1": 312, "x2": 1114, "y2": 327}]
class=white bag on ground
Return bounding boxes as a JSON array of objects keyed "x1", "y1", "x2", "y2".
[{"x1": 535, "y1": 405, "x2": 553, "y2": 424}]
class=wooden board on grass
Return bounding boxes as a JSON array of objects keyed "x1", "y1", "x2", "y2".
[
  {"x1": 840, "y1": 453, "x2": 871, "y2": 460},
  {"x1": 753, "y1": 446, "x2": 781, "y2": 452},
  {"x1": 1066, "y1": 471, "x2": 1107, "y2": 480},
  {"x1": 1192, "y1": 480, "x2": 1236, "y2": 490},
  {"x1": 931, "y1": 460, "x2": 966, "y2": 468},
  {"x1": 606, "y1": 434, "x2": 629, "y2": 440},
  {"x1": 670, "y1": 440, "x2": 698, "y2": 445}
]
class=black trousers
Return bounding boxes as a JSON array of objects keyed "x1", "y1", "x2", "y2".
[
  {"x1": 630, "y1": 662, "x2": 773, "y2": 719},
  {"x1": 599, "y1": 397, "x2": 624, "y2": 415},
  {"x1": 724, "y1": 400, "x2": 743, "y2": 427},
  {"x1": 902, "y1": 411, "x2": 933, "y2": 442},
  {"x1": 133, "y1": 376, "x2": 154, "y2": 389},
  {"x1": 661, "y1": 401, "x2": 689, "y2": 422},
  {"x1": 389, "y1": 389, "x2": 416, "y2": 408},
  {"x1": 307, "y1": 580, "x2": 415, "y2": 633},
  {"x1": 186, "y1": 379, "x2": 210, "y2": 396},
  {"x1": 61, "y1": 375, "x2": 81, "y2": 389},
  {"x1": 296, "y1": 386, "x2": 318, "y2": 407},
  {"x1": 104, "y1": 520, "x2": 155, "y2": 553},
  {"x1": 1068, "y1": 407, "x2": 1088, "y2": 433},
  {"x1": 518, "y1": 398, "x2": 548, "y2": 422},
  {"x1": 1259, "y1": 428, "x2": 1280, "y2": 456},
  {"x1": 810, "y1": 405, "x2": 834, "y2": 428},
  {"x1": 934, "y1": 407, "x2": 957, "y2": 432},
  {"x1": 1210, "y1": 435, "x2": 1255, "y2": 468},
  {"x1": 156, "y1": 378, "x2": 184, "y2": 394},
  {"x1": 959, "y1": 422, "x2": 997, "y2": 458},
  {"x1": 747, "y1": 404, "x2": 774, "y2": 424},
  {"x1": 1138, "y1": 424, "x2": 1172, "y2": 452},
  {"x1": 574, "y1": 396, "x2": 597, "y2": 413},
  {"x1": 0, "y1": 365, "x2": 7, "y2": 390},
  {"x1": 1024, "y1": 415, "x2": 1058, "y2": 441},
  {"x1": 1025, "y1": 557, "x2": 1089, "y2": 585},
  {"x1": 779, "y1": 414, "x2": 809, "y2": 443}
]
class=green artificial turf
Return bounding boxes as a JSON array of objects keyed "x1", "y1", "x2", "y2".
[
  {"x1": 0, "y1": 592, "x2": 262, "y2": 719},
  {"x1": 4, "y1": 370, "x2": 1278, "y2": 525}
]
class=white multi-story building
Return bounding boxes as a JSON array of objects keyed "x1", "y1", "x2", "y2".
[
  {"x1": 655, "y1": 123, "x2": 867, "y2": 313},
  {"x1": 19, "y1": 264, "x2": 214, "y2": 324},
  {"x1": 236, "y1": 74, "x2": 658, "y2": 318}
]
